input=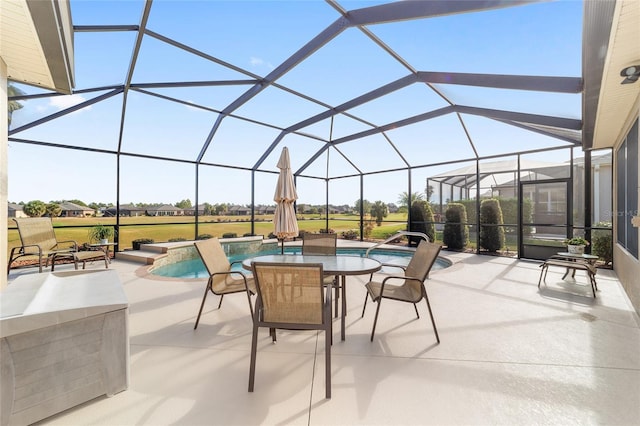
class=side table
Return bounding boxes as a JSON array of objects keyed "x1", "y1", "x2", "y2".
[
  {"x1": 551, "y1": 252, "x2": 598, "y2": 279},
  {"x1": 538, "y1": 252, "x2": 599, "y2": 297},
  {"x1": 89, "y1": 242, "x2": 117, "y2": 263}
]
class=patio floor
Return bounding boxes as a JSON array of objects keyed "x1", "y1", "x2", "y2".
[{"x1": 8, "y1": 246, "x2": 640, "y2": 425}]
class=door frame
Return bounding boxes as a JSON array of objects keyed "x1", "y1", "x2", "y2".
[{"x1": 518, "y1": 178, "x2": 572, "y2": 260}]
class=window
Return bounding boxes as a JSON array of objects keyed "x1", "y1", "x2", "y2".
[{"x1": 616, "y1": 119, "x2": 639, "y2": 259}]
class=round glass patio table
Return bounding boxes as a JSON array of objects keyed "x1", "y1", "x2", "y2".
[
  {"x1": 243, "y1": 254, "x2": 382, "y2": 340},
  {"x1": 554, "y1": 252, "x2": 599, "y2": 262}
]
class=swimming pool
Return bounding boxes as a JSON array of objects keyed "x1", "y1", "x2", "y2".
[{"x1": 150, "y1": 247, "x2": 451, "y2": 279}]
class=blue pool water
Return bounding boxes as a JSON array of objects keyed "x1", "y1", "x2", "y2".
[{"x1": 151, "y1": 247, "x2": 450, "y2": 279}]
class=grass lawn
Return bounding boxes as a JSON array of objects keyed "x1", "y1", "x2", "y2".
[
  {"x1": 6, "y1": 213, "x2": 412, "y2": 259},
  {"x1": 10, "y1": 214, "x2": 576, "y2": 265}
]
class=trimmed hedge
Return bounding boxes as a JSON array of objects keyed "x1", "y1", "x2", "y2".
[
  {"x1": 132, "y1": 238, "x2": 154, "y2": 250},
  {"x1": 409, "y1": 201, "x2": 436, "y2": 246},
  {"x1": 443, "y1": 203, "x2": 468, "y2": 250},
  {"x1": 479, "y1": 199, "x2": 505, "y2": 252},
  {"x1": 423, "y1": 202, "x2": 436, "y2": 242},
  {"x1": 450, "y1": 197, "x2": 533, "y2": 234},
  {"x1": 457, "y1": 199, "x2": 477, "y2": 225}
]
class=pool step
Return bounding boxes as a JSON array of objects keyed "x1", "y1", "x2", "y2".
[{"x1": 115, "y1": 250, "x2": 166, "y2": 265}]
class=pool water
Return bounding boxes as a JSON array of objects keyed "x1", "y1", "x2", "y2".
[{"x1": 151, "y1": 247, "x2": 449, "y2": 279}]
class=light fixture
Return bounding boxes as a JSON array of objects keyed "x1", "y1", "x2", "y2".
[{"x1": 620, "y1": 65, "x2": 640, "y2": 84}]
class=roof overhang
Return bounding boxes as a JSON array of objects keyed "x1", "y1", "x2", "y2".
[
  {"x1": 583, "y1": 0, "x2": 640, "y2": 150},
  {"x1": 0, "y1": 0, "x2": 75, "y2": 94}
]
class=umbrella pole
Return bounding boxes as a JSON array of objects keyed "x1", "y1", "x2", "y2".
[{"x1": 279, "y1": 238, "x2": 284, "y2": 254}]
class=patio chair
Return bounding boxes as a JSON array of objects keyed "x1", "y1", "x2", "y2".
[
  {"x1": 249, "y1": 261, "x2": 332, "y2": 398},
  {"x1": 361, "y1": 240, "x2": 442, "y2": 343},
  {"x1": 8, "y1": 217, "x2": 78, "y2": 273},
  {"x1": 302, "y1": 232, "x2": 340, "y2": 316},
  {"x1": 193, "y1": 238, "x2": 255, "y2": 329}
]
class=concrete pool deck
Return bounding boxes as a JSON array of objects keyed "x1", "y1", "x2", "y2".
[{"x1": 6, "y1": 246, "x2": 640, "y2": 425}]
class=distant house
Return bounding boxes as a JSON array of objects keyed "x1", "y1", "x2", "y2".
[
  {"x1": 7, "y1": 203, "x2": 27, "y2": 218},
  {"x1": 387, "y1": 203, "x2": 399, "y2": 213},
  {"x1": 183, "y1": 204, "x2": 206, "y2": 216},
  {"x1": 335, "y1": 205, "x2": 354, "y2": 214},
  {"x1": 146, "y1": 204, "x2": 183, "y2": 216},
  {"x1": 58, "y1": 201, "x2": 95, "y2": 217},
  {"x1": 229, "y1": 205, "x2": 250, "y2": 216},
  {"x1": 103, "y1": 204, "x2": 146, "y2": 217},
  {"x1": 257, "y1": 205, "x2": 276, "y2": 215}
]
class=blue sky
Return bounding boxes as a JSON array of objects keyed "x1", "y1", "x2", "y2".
[{"x1": 8, "y1": 0, "x2": 584, "y2": 207}]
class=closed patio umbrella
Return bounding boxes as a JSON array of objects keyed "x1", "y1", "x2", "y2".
[{"x1": 273, "y1": 147, "x2": 299, "y2": 253}]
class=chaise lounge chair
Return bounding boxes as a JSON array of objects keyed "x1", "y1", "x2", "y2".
[{"x1": 8, "y1": 217, "x2": 108, "y2": 273}]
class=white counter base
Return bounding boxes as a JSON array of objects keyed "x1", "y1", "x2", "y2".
[{"x1": 1, "y1": 270, "x2": 129, "y2": 426}]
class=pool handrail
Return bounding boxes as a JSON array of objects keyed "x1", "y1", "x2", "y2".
[{"x1": 365, "y1": 231, "x2": 429, "y2": 259}]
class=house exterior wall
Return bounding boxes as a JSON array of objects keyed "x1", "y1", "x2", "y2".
[
  {"x1": 7, "y1": 206, "x2": 27, "y2": 218},
  {"x1": 613, "y1": 98, "x2": 640, "y2": 316},
  {"x1": 1, "y1": 59, "x2": 7, "y2": 291},
  {"x1": 593, "y1": 163, "x2": 613, "y2": 223},
  {"x1": 147, "y1": 209, "x2": 182, "y2": 216}
]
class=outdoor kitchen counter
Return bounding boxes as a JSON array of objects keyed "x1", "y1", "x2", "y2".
[{"x1": 1, "y1": 270, "x2": 129, "y2": 426}]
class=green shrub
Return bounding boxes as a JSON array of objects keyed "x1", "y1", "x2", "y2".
[
  {"x1": 443, "y1": 203, "x2": 468, "y2": 250},
  {"x1": 408, "y1": 201, "x2": 425, "y2": 247},
  {"x1": 341, "y1": 229, "x2": 359, "y2": 240},
  {"x1": 479, "y1": 199, "x2": 505, "y2": 252},
  {"x1": 196, "y1": 234, "x2": 213, "y2": 240},
  {"x1": 409, "y1": 200, "x2": 435, "y2": 245},
  {"x1": 222, "y1": 232, "x2": 238, "y2": 238},
  {"x1": 363, "y1": 220, "x2": 374, "y2": 239},
  {"x1": 592, "y1": 221, "x2": 612, "y2": 265},
  {"x1": 458, "y1": 199, "x2": 477, "y2": 225},
  {"x1": 168, "y1": 237, "x2": 187, "y2": 242},
  {"x1": 456, "y1": 197, "x2": 533, "y2": 234},
  {"x1": 132, "y1": 238, "x2": 154, "y2": 250},
  {"x1": 243, "y1": 232, "x2": 255, "y2": 237},
  {"x1": 319, "y1": 228, "x2": 335, "y2": 234},
  {"x1": 423, "y1": 202, "x2": 436, "y2": 242}
]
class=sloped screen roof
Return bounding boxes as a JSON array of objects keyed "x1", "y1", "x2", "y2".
[{"x1": 8, "y1": 0, "x2": 584, "y2": 206}]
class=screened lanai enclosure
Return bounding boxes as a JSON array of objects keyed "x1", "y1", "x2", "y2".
[{"x1": 7, "y1": 0, "x2": 616, "y2": 261}]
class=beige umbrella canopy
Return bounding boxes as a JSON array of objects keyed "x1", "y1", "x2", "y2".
[{"x1": 273, "y1": 147, "x2": 299, "y2": 253}]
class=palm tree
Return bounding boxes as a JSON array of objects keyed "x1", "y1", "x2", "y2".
[
  {"x1": 8, "y1": 83, "x2": 26, "y2": 126},
  {"x1": 397, "y1": 191, "x2": 424, "y2": 209},
  {"x1": 46, "y1": 203, "x2": 62, "y2": 218}
]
